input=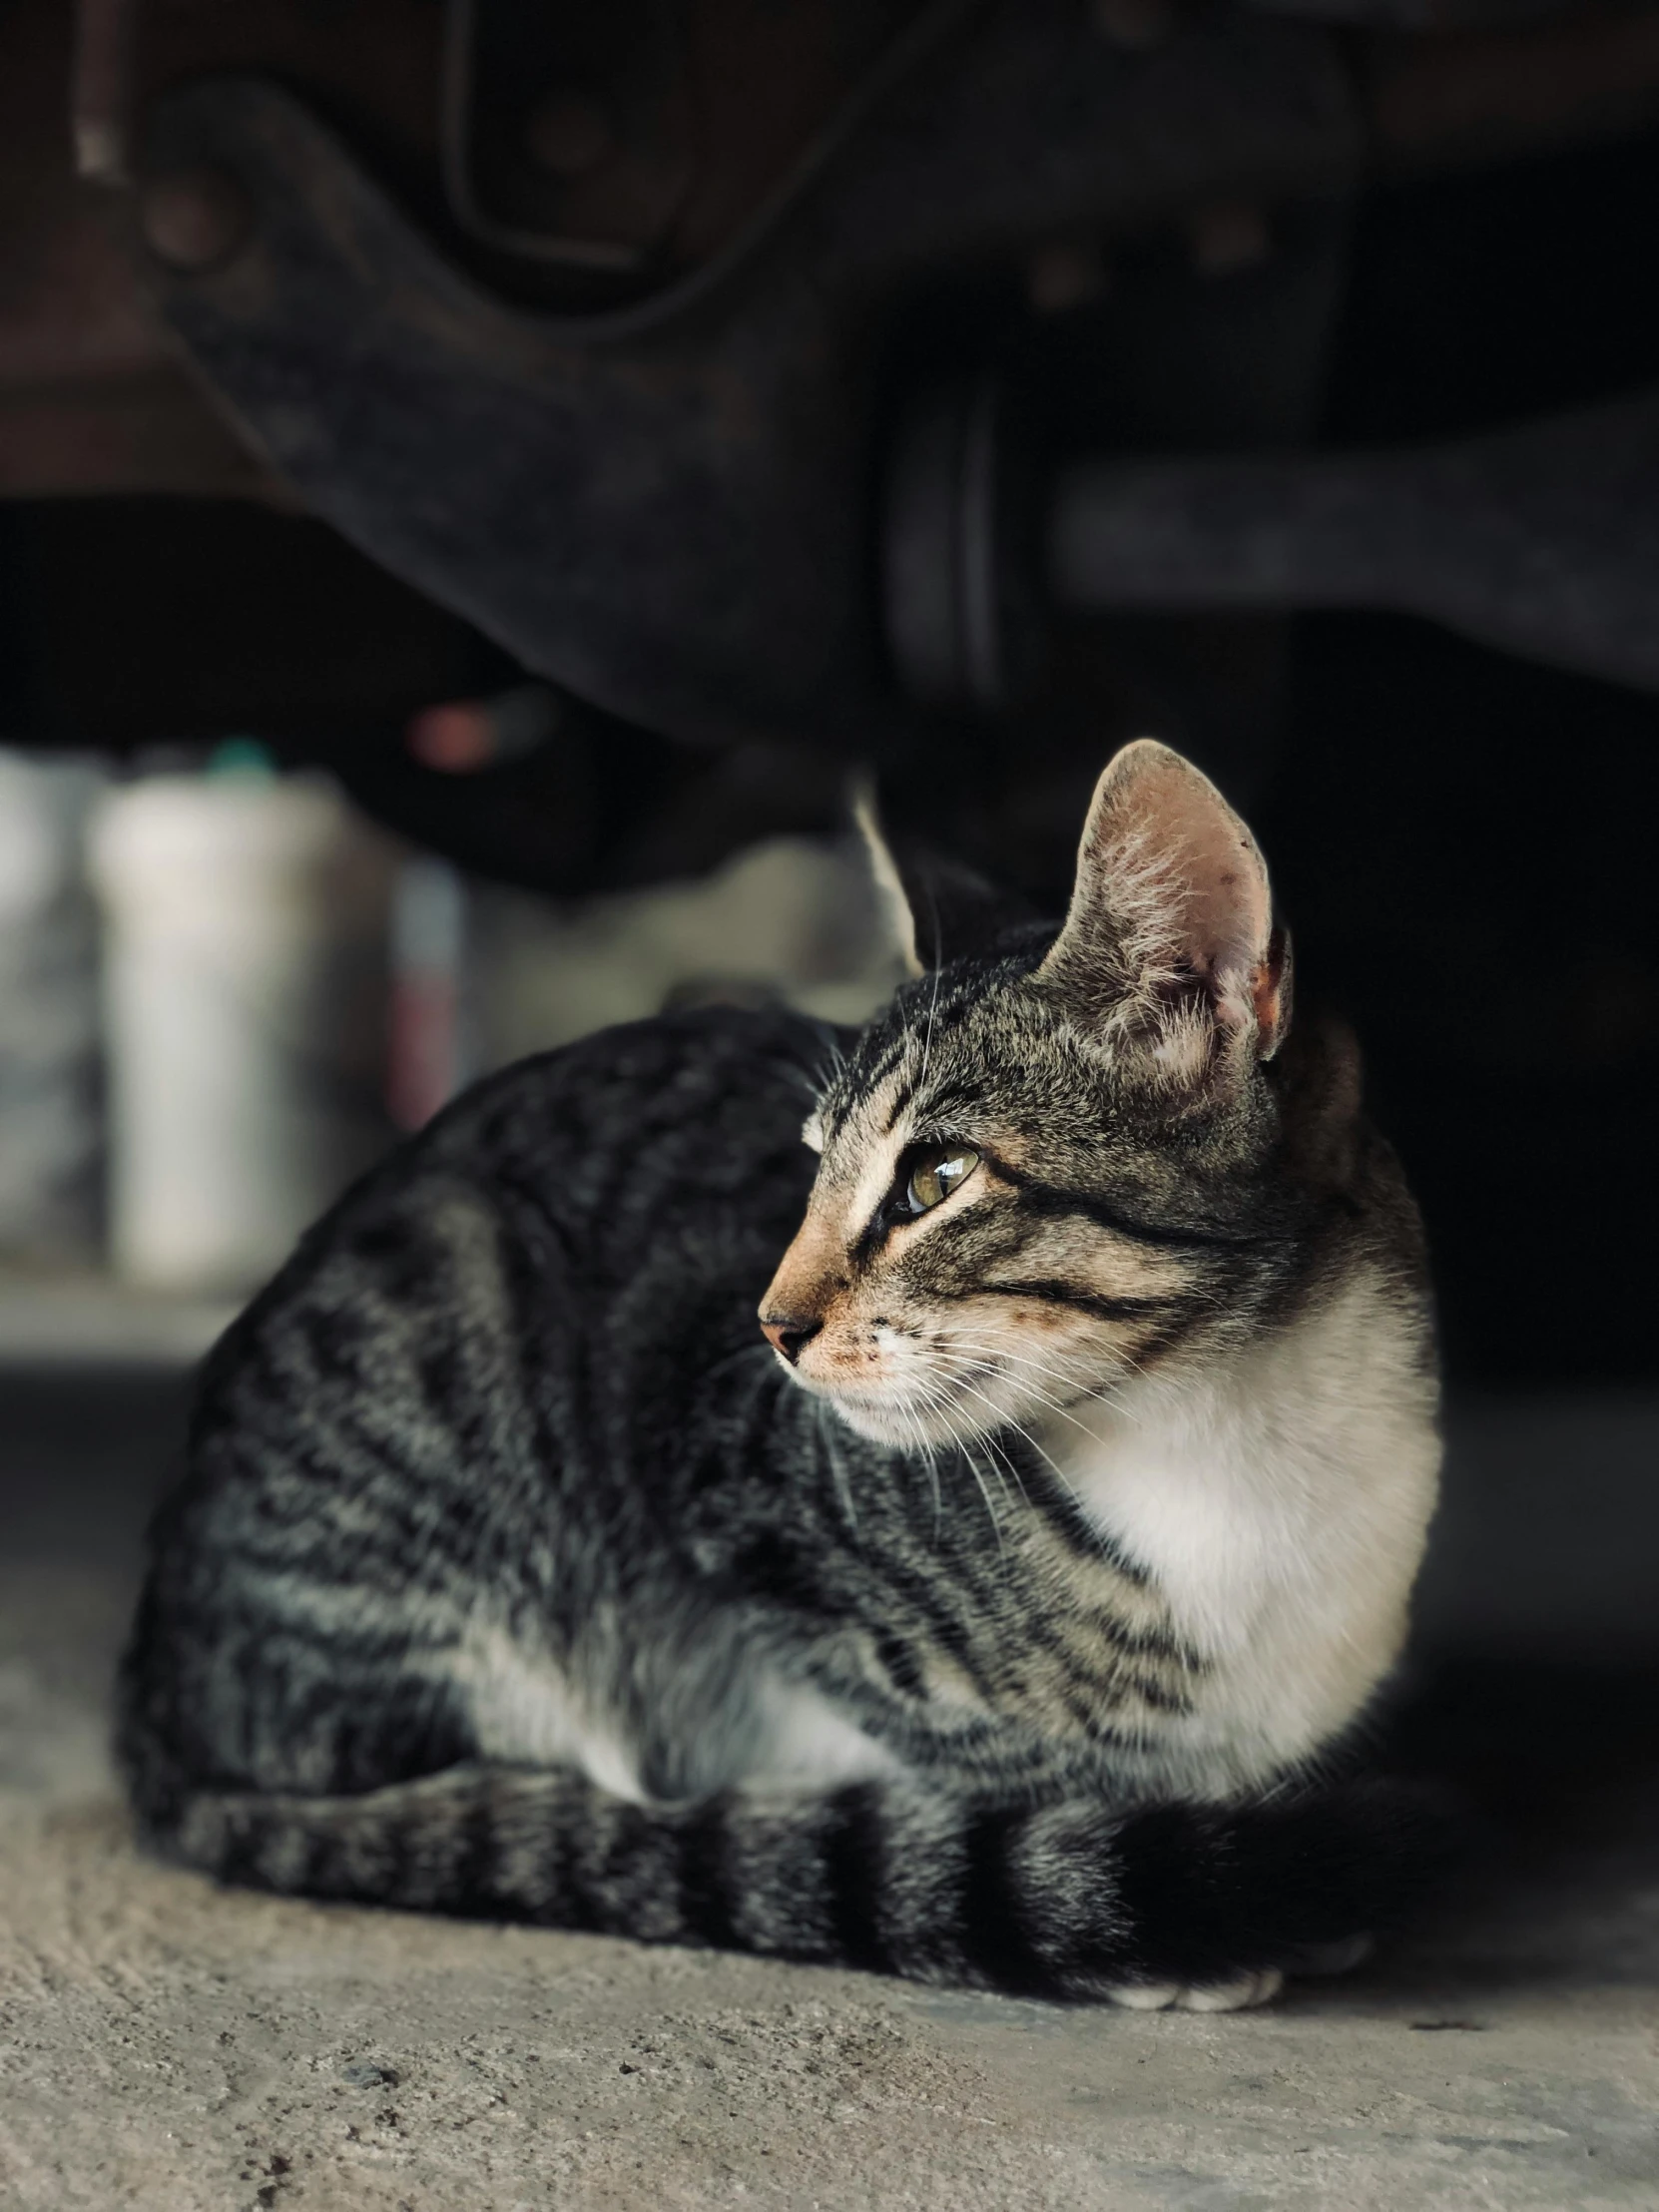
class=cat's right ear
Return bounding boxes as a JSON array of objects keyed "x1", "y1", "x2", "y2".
[{"x1": 850, "y1": 780, "x2": 1025, "y2": 974}]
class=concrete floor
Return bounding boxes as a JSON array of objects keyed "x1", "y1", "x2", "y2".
[{"x1": 2, "y1": 1368, "x2": 1657, "y2": 2210}]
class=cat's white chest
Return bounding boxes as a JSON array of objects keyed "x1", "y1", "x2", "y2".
[{"x1": 1048, "y1": 1273, "x2": 1440, "y2": 1791}]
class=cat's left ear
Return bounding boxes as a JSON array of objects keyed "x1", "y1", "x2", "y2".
[
  {"x1": 1036, "y1": 739, "x2": 1291, "y2": 1076},
  {"x1": 851, "y1": 779, "x2": 1033, "y2": 974},
  {"x1": 851, "y1": 780, "x2": 924, "y2": 979}
]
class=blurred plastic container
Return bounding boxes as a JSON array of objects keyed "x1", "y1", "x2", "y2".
[
  {"x1": 387, "y1": 854, "x2": 470, "y2": 1131},
  {"x1": 0, "y1": 751, "x2": 105, "y2": 1261},
  {"x1": 90, "y1": 763, "x2": 394, "y2": 1295}
]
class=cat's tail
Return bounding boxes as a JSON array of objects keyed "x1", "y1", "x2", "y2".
[{"x1": 156, "y1": 1766, "x2": 1448, "y2": 2001}]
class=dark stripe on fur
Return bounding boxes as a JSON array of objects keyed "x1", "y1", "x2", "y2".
[
  {"x1": 991, "y1": 1160, "x2": 1272, "y2": 1254},
  {"x1": 958, "y1": 1801, "x2": 1053, "y2": 1992},
  {"x1": 878, "y1": 1067, "x2": 920, "y2": 1136},
  {"x1": 971, "y1": 1279, "x2": 1183, "y2": 1325},
  {"x1": 677, "y1": 1797, "x2": 743, "y2": 1949},
  {"x1": 822, "y1": 1785, "x2": 896, "y2": 1974}
]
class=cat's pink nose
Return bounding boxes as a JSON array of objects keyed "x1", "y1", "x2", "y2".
[{"x1": 761, "y1": 1314, "x2": 822, "y2": 1365}]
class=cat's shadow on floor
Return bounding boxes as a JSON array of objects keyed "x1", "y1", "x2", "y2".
[{"x1": 1354, "y1": 1654, "x2": 1659, "y2": 2000}]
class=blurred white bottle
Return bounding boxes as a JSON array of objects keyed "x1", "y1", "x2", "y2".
[
  {"x1": 90, "y1": 758, "x2": 393, "y2": 1295},
  {"x1": 0, "y1": 751, "x2": 105, "y2": 1261}
]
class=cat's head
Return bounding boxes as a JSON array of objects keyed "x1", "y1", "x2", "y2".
[{"x1": 759, "y1": 739, "x2": 1328, "y2": 1448}]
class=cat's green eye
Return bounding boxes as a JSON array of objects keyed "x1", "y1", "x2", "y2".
[{"x1": 905, "y1": 1147, "x2": 980, "y2": 1216}]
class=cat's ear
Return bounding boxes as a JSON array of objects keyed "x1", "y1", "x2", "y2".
[
  {"x1": 851, "y1": 780, "x2": 924, "y2": 979},
  {"x1": 1035, "y1": 739, "x2": 1291, "y2": 1080},
  {"x1": 851, "y1": 779, "x2": 1033, "y2": 973}
]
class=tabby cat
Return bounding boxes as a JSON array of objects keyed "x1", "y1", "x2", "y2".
[{"x1": 120, "y1": 740, "x2": 1443, "y2": 2010}]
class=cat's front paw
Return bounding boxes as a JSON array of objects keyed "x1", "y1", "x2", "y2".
[
  {"x1": 1102, "y1": 1931, "x2": 1374, "y2": 2010},
  {"x1": 1105, "y1": 1968, "x2": 1284, "y2": 2012}
]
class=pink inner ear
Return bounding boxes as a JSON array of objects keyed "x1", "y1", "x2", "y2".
[
  {"x1": 1042, "y1": 739, "x2": 1286, "y2": 1062},
  {"x1": 1112, "y1": 756, "x2": 1272, "y2": 986},
  {"x1": 1250, "y1": 957, "x2": 1281, "y2": 1034},
  {"x1": 1249, "y1": 928, "x2": 1291, "y2": 1058}
]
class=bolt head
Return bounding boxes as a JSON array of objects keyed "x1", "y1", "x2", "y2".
[
  {"x1": 1027, "y1": 242, "x2": 1108, "y2": 314},
  {"x1": 1090, "y1": 0, "x2": 1178, "y2": 51},
  {"x1": 1187, "y1": 201, "x2": 1271, "y2": 277},
  {"x1": 524, "y1": 91, "x2": 615, "y2": 178},
  {"x1": 140, "y1": 167, "x2": 252, "y2": 274}
]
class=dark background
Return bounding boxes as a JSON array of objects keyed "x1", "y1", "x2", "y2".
[{"x1": 10, "y1": 121, "x2": 1659, "y2": 1386}]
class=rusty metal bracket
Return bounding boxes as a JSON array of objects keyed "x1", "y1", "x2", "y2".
[
  {"x1": 439, "y1": 0, "x2": 692, "y2": 272},
  {"x1": 137, "y1": 4, "x2": 1360, "y2": 751}
]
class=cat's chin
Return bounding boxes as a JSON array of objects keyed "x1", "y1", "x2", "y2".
[
  {"x1": 820, "y1": 1397, "x2": 918, "y2": 1445},
  {"x1": 805, "y1": 1382, "x2": 964, "y2": 1449}
]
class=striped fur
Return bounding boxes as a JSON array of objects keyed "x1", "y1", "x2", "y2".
[
  {"x1": 119, "y1": 742, "x2": 1444, "y2": 2007},
  {"x1": 177, "y1": 1768, "x2": 1442, "y2": 2000}
]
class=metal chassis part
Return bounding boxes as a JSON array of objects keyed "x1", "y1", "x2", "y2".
[{"x1": 138, "y1": 7, "x2": 1363, "y2": 752}]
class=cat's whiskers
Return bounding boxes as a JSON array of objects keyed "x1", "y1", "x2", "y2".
[
  {"x1": 891, "y1": 1393, "x2": 947, "y2": 1541},
  {"x1": 950, "y1": 1396, "x2": 1027, "y2": 1513},
  {"x1": 925, "y1": 1342, "x2": 1121, "y2": 1447},
  {"x1": 806, "y1": 1342, "x2": 1044, "y2": 1535},
  {"x1": 925, "y1": 1356, "x2": 1092, "y2": 1512},
  {"x1": 903, "y1": 1373, "x2": 1012, "y2": 1562},
  {"x1": 978, "y1": 1425, "x2": 1032, "y2": 1512},
  {"x1": 962, "y1": 1331, "x2": 1147, "y2": 1410},
  {"x1": 924, "y1": 1378, "x2": 1038, "y2": 1532},
  {"x1": 924, "y1": 1371, "x2": 1092, "y2": 1565},
  {"x1": 934, "y1": 1336, "x2": 1114, "y2": 1411},
  {"x1": 951, "y1": 1432, "x2": 1007, "y2": 1559},
  {"x1": 928, "y1": 1321, "x2": 1134, "y2": 1393},
  {"x1": 932, "y1": 1335, "x2": 1144, "y2": 1434},
  {"x1": 916, "y1": 1345, "x2": 1102, "y2": 1515},
  {"x1": 882, "y1": 1337, "x2": 1095, "y2": 1461},
  {"x1": 972, "y1": 1438, "x2": 1018, "y2": 1516}
]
